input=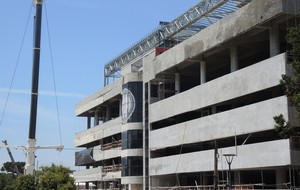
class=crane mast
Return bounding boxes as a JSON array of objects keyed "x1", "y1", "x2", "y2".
[
  {"x1": 0, "y1": 0, "x2": 63, "y2": 176},
  {"x1": 25, "y1": 0, "x2": 43, "y2": 175}
]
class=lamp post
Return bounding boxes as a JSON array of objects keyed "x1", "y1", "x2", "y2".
[{"x1": 223, "y1": 154, "x2": 236, "y2": 190}]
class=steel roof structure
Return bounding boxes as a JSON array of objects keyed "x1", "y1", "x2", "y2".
[{"x1": 104, "y1": 0, "x2": 252, "y2": 84}]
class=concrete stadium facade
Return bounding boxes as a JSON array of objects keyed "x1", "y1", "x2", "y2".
[{"x1": 74, "y1": 0, "x2": 300, "y2": 189}]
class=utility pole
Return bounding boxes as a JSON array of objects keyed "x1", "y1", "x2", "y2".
[{"x1": 25, "y1": 0, "x2": 43, "y2": 175}]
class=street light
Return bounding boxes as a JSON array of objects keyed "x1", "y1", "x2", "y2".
[{"x1": 223, "y1": 154, "x2": 236, "y2": 190}]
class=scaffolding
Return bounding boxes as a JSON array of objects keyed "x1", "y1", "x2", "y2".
[{"x1": 102, "y1": 140, "x2": 122, "y2": 151}]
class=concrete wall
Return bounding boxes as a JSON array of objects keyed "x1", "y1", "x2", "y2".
[
  {"x1": 76, "y1": 79, "x2": 122, "y2": 116},
  {"x1": 123, "y1": 72, "x2": 143, "y2": 84},
  {"x1": 150, "y1": 96, "x2": 289, "y2": 149},
  {"x1": 150, "y1": 139, "x2": 291, "y2": 176},
  {"x1": 74, "y1": 117, "x2": 121, "y2": 147},
  {"x1": 143, "y1": 0, "x2": 287, "y2": 82},
  {"x1": 74, "y1": 168, "x2": 121, "y2": 183},
  {"x1": 93, "y1": 145, "x2": 121, "y2": 161},
  {"x1": 121, "y1": 123, "x2": 143, "y2": 132},
  {"x1": 149, "y1": 53, "x2": 287, "y2": 123},
  {"x1": 121, "y1": 176, "x2": 143, "y2": 185},
  {"x1": 121, "y1": 149, "x2": 143, "y2": 157},
  {"x1": 73, "y1": 167, "x2": 103, "y2": 183}
]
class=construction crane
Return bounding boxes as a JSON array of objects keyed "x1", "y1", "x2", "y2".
[
  {"x1": 0, "y1": 0, "x2": 63, "y2": 175},
  {"x1": 2, "y1": 140, "x2": 20, "y2": 176},
  {"x1": 24, "y1": 0, "x2": 64, "y2": 175}
]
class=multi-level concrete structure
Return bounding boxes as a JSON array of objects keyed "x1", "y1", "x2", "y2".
[
  {"x1": 74, "y1": 0, "x2": 300, "y2": 189},
  {"x1": 74, "y1": 74, "x2": 143, "y2": 190}
]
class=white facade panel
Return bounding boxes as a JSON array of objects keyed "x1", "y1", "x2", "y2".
[
  {"x1": 75, "y1": 117, "x2": 122, "y2": 147},
  {"x1": 150, "y1": 96, "x2": 288, "y2": 149},
  {"x1": 121, "y1": 149, "x2": 143, "y2": 157},
  {"x1": 121, "y1": 176, "x2": 143, "y2": 185},
  {"x1": 150, "y1": 139, "x2": 291, "y2": 176},
  {"x1": 149, "y1": 53, "x2": 287, "y2": 123},
  {"x1": 76, "y1": 79, "x2": 122, "y2": 116},
  {"x1": 73, "y1": 167, "x2": 121, "y2": 183},
  {"x1": 93, "y1": 146, "x2": 121, "y2": 161},
  {"x1": 74, "y1": 167, "x2": 103, "y2": 183}
]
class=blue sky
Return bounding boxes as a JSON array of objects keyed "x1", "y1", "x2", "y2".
[{"x1": 0, "y1": 0, "x2": 199, "y2": 170}]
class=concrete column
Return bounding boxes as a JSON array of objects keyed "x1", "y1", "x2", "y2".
[
  {"x1": 202, "y1": 173, "x2": 208, "y2": 185},
  {"x1": 175, "y1": 73, "x2": 180, "y2": 94},
  {"x1": 230, "y1": 47, "x2": 238, "y2": 72},
  {"x1": 94, "y1": 110, "x2": 99, "y2": 126},
  {"x1": 234, "y1": 170, "x2": 240, "y2": 185},
  {"x1": 106, "y1": 104, "x2": 111, "y2": 121},
  {"x1": 276, "y1": 167, "x2": 286, "y2": 189},
  {"x1": 87, "y1": 116, "x2": 91, "y2": 129},
  {"x1": 200, "y1": 61, "x2": 206, "y2": 84},
  {"x1": 119, "y1": 99, "x2": 122, "y2": 117},
  {"x1": 270, "y1": 24, "x2": 280, "y2": 57},
  {"x1": 85, "y1": 166, "x2": 90, "y2": 189},
  {"x1": 212, "y1": 106, "x2": 216, "y2": 114}
]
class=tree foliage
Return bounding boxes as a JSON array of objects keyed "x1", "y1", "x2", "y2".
[
  {"x1": 37, "y1": 164, "x2": 75, "y2": 190},
  {"x1": 274, "y1": 114, "x2": 298, "y2": 138},
  {"x1": 1, "y1": 161, "x2": 25, "y2": 174},
  {"x1": 274, "y1": 21, "x2": 300, "y2": 138},
  {"x1": 0, "y1": 173, "x2": 15, "y2": 190},
  {"x1": 15, "y1": 175, "x2": 36, "y2": 190},
  {"x1": 0, "y1": 164, "x2": 75, "y2": 190}
]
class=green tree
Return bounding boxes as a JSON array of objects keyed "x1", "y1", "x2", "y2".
[
  {"x1": 15, "y1": 175, "x2": 36, "y2": 190},
  {"x1": 274, "y1": 20, "x2": 300, "y2": 138},
  {"x1": 0, "y1": 173, "x2": 16, "y2": 190},
  {"x1": 1, "y1": 161, "x2": 25, "y2": 174},
  {"x1": 37, "y1": 164, "x2": 75, "y2": 190},
  {"x1": 0, "y1": 164, "x2": 75, "y2": 190}
]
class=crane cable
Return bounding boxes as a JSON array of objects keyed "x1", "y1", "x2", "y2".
[
  {"x1": 44, "y1": 0, "x2": 63, "y2": 146},
  {"x1": 0, "y1": 4, "x2": 33, "y2": 129}
]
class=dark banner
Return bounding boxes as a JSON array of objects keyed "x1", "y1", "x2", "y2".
[
  {"x1": 75, "y1": 148, "x2": 94, "y2": 166},
  {"x1": 122, "y1": 82, "x2": 143, "y2": 123}
]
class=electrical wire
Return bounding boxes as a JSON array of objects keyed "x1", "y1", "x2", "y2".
[
  {"x1": 0, "y1": 4, "x2": 33, "y2": 129},
  {"x1": 44, "y1": 0, "x2": 63, "y2": 145}
]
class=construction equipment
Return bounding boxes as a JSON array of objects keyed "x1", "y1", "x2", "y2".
[
  {"x1": 0, "y1": 0, "x2": 64, "y2": 175},
  {"x1": 2, "y1": 140, "x2": 20, "y2": 176}
]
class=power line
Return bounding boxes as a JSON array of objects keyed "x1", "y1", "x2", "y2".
[
  {"x1": 44, "y1": 0, "x2": 63, "y2": 146},
  {"x1": 0, "y1": 3, "x2": 33, "y2": 129}
]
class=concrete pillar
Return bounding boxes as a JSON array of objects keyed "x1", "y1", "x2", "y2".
[
  {"x1": 200, "y1": 61, "x2": 206, "y2": 84},
  {"x1": 119, "y1": 99, "x2": 122, "y2": 117},
  {"x1": 212, "y1": 106, "x2": 216, "y2": 114},
  {"x1": 94, "y1": 110, "x2": 99, "y2": 126},
  {"x1": 203, "y1": 174, "x2": 209, "y2": 185},
  {"x1": 276, "y1": 167, "x2": 286, "y2": 189},
  {"x1": 269, "y1": 24, "x2": 280, "y2": 57},
  {"x1": 106, "y1": 104, "x2": 111, "y2": 121},
  {"x1": 87, "y1": 116, "x2": 91, "y2": 129},
  {"x1": 230, "y1": 47, "x2": 238, "y2": 72},
  {"x1": 175, "y1": 73, "x2": 180, "y2": 94},
  {"x1": 234, "y1": 170, "x2": 240, "y2": 185}
]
